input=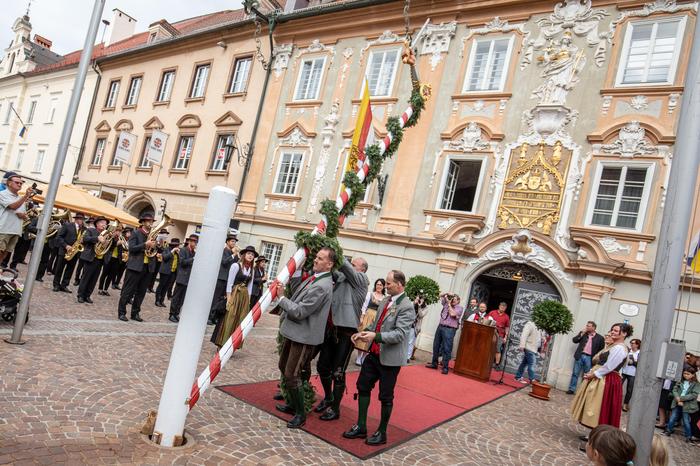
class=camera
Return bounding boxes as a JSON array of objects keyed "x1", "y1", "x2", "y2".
[{"x1": 30, "y1": 182, "x2": 42, "y2": 196}]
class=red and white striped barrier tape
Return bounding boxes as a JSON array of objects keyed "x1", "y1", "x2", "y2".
[{"x1": 187, "y1": 103, "x2": 413, "y2": 410}]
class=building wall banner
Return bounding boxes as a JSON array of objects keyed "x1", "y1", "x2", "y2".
[
  {"x1": 147, "y1": 130, "x2": 168, "y2": 165},
  {"x1": 114, "y1": 131, "x2": 137, "y2": 165}
]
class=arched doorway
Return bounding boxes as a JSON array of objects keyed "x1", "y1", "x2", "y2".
[
  {"x1": 467, "y1": 262, "x2": 561, "y2": 378},
  {"x1": 123, "y1": 192, "x2": 155, "y2": 219}
]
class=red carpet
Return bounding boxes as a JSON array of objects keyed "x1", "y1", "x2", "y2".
[{"x1": 217, "y1": 365, "x2": 523, "y2": 459}]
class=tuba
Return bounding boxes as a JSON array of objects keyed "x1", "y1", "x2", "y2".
[
  {"x1": 94, "y1": 220, "x2": 121, "y2": 258},
  {"x1": 145, "y1": 214, "x2": 173, "y2": 257},
  {"x1": 64, "y1": 228, "x2": 85, "y2": 261},
  {"x1": 47, "y1": 209, "x2": 71, "y2": 239},
  {"x1": 118, "y1": 233, "x2": 129, "y2": 262},
  {"x1": 22, "y1": 204, "x2": 40, "y2": 239}
]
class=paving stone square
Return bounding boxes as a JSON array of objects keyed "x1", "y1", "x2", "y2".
[{"x1": 0, "y1": 265, "x2": 697, "y2": 465}]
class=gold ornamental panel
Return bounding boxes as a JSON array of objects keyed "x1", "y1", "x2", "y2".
[{"x1": 497, "y1": 141, "x2": 571, "y2": 235}]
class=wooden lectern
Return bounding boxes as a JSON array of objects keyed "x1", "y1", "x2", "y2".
[{"x1": 454, "y1": 321, "x2": 497, "y2": 382}]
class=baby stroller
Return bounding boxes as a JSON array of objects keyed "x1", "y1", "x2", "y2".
[{"x1": 0, "y1": 267, "x2": 26, "y2": 324}]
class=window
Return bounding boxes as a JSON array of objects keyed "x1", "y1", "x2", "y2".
[
  {"x1": 4, "y1": 101, "x2": 13, "y2": 124},
  {"x1": 91, "y1": 138, "x2": 106, "y2": 165},
  {"x1": 210, "y1": 134, "x2": 233, "y2": 171},
  {"x1": 616, "y1": 17, "x2": 685, "y2": 86},
  {"x1": 365, "y1": 49, "x2": 399, "y2": 97},
  {"x1": 105, "y1": 80, "x2": 120, "y2": 108},
  {"x1": 26, "y1": 100, "x2": 37, "y2": 124},
  {"x1": 125, "y1": 76, "x2": 142, "y2": 106},
  {"x1": 261, "y1": 241, "x2": 283, "y2": 279},
  {"x1": 157, "y1": 70, "x2": 175, "y2": 102},
  {"x1": 189, "y1": 64, "x2": 210, "y2": 98},
  {"x1": 47, "y1": 98, "x2": 58, "y2": 123},
  {"x1": 588, "y1": 164, "x2": 653, "y2": 230},
  {"x1": 138, "y1": 136, "x2": 152, "y2": 168},
  {"x1": 294, "y1": 57, "x2": 325, "y2": 101},
  {"x1": 15, "y1": 149, "x2": 24, "y2": 169},
  {"x1": 173, "y1": 135, "x2": 194, "y2": 170},
  {"x1": 274, "y1": 152, "x2": 303, "y2": 194},
  {"x1": 33, "y1": 149, "x2": 45, "y2": 172},
  {"x1": 437, "y1": 159, "x2": 484, "y2": 212},
  {"x1": 110, "y1": 137, "x2": 123, "y2": 167},
  {"x1": 229, "y1": 57, "x2": 252, "y2": 94},
  {"x1": 463, "y1": 37, "x2": 514, "y2": 92}
]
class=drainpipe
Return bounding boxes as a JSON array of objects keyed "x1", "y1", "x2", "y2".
[
  {"x1": 236, "y1": 7, "x2": 277, "y2": 209},
  {"x1": 73, "y1": 61, "x2": 101, "y2": 184}
]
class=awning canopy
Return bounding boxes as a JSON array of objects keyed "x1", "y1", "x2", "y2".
[{"x1": 30, "y1": 184, "x2": 139, "y2": 226}]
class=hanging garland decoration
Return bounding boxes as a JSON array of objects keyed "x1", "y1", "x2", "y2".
[
  {"x1": 294, "y1": 46, "x2": 427, "y2": 271},
  {"x1": 188, "y1": 44, "x2": 429, "y2": 411}
]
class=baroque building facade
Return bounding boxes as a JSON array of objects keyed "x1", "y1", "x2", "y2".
[
  {"x1": 232, "y1": 0, "x2": 700, "y2": 386},
  {"x1": 0, "y1": 9, "x2": 143, "y2": 184},
  {"x1": 73, "y1": 10, "x2": 263, "y2": 235}
]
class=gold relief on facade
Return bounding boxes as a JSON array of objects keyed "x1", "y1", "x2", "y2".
[{"x1": 497, "y1": 141, "x2": 571, "y2": 235}]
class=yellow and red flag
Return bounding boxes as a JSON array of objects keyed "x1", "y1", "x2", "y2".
[{"x1": 347, "y1": 79, "x2": 373, "y2": 174}]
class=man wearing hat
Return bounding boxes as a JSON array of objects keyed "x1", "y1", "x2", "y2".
[
  {"x1": 52, "y1": 212, "x2": 86, "y2": 293},
  {"x1": 250, "y1": 255, "x2": 268, "y2": 309},
  {"x1": 155, "y1": 238, "x2": 179, "y2": 307},
  {"x1": 208, "y1": 234, "x2": 239, "y2": 325},
  {"x1": 147, "y1": 229, "x2": 169, "y2": 293},
  {"x1": 0, "y1": 172, "x2": 35, "y2": 265},
  {"x1": 169, "y1": 233, "x2": 198, "y2": 322},
  {"x1": 97, "y1": 223, "x2": 124, "y2": 296},
  {"x1": 117, "y1": 213, "x2": 156, "y2": 322},
  {"x1": 77, "y1": 217, "x2": 108, "y2": 303}
]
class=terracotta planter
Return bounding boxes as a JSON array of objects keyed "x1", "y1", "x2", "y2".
[{"x1": 529, "y1": 380, "x2": 552, "y2": 400}]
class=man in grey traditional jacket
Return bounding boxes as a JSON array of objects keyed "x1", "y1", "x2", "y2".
[
  {"x1": 343, "y1": 269, "x2": 415, "y2": 446},
  {"x1": 273, "y1": 247, "x2": 335, "y2": 429},
  {"x1": 315, "y1": 256, "x2": 369, "y2": 421}
]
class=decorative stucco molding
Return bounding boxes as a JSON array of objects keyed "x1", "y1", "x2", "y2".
[
  {"x1": 460, "y1": 17, "x2": 530, "y2": 63},
  {"x1": 419, "y1": 21, "x2": 457, "y2": 71},
  {"x1": 308, "y1": 100, "x2": 340, "y2": 214},
  {"x1": 595, "y1": 121, "x2": 657, "y2": 158},
  {"x1": 272, "y1": 43, "x2": 293, "y2": 79},
  {"x1": 444, "y1": 122, "x2": 492, "y2": 152},
  {"x1": 600, "y1": 237, "x2": 632, "y2": 254},
  {"x1": 468, "y1": 229, "x2": 573, "y2": 283},
  {"x1": 280, "y1": 127, "x2": 312, "y2": 147},
  {"x1": 360, "y1": 30, "x2": 402, "y2": 62}
]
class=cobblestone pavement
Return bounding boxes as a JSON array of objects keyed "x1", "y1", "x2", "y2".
[{"x1": 0, "y1": 265, "x2": 698, "y2": 465}]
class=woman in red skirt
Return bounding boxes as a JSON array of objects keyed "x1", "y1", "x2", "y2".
[{"x1": 571, "y1": 322, "x2": 633, "y2": 429}]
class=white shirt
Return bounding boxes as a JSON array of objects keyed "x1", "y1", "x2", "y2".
[
  {"x1": 466, "y1": 311, "x2": 488, "y2": 322},
  {"x1": 594, "y1": 344, "x2": 628, "y2": 379},
  {"x1": 621, "y1": 349, "x2": 639, "y2": 377},
  {"x1": 0, "y1": 189, "x2": 25, "y2": 235},
  {"x1": 226, "y1": 263, "x2": 253, "y2": 295}
]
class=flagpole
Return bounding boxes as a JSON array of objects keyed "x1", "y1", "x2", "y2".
[
  {"x1": 4, "y1": 0, "x2": 107, "y2": 344},
  {"x1": 627, "y1": 15, "x2": 700, "y2": 464}
]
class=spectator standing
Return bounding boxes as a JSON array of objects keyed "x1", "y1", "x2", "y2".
[
  {"x1": 249, "y1": 255, "x2": 267, "y2": 309},
  {"x1": 406, "y1": 295, "x2": 427, "y2": 362},
  {"x1": 356, "y1": 278, "x2": 386, "y2": 365},
  {"x1": 621, "y1": 338, "x2": 641, "y2": 412},
  {"x1": 567, "y1": 321, "x2": 605, "y2": 394},
  {"x1": 466, "y1": 302, "x2": 488, "y2": 323},
  {"x1": 663, "y1": 366, "x2": 700, "y2": 442},
  {"x1": 425, "y1": 293, "x2": 464, "y2": 374},
  {"x1": 514, "y1": 320, "x2": 542, "y2": 384},
  {"x1": 487, "y1": 302, "x2": 511, "y2": 368},
  {"x1": 0, "y1": 173, "x2": 34, "y2": 265}
]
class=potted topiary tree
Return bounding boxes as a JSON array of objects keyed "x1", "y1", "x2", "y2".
[{"x1": 529, "y1": 300, "x2": 573, "y2": 400}]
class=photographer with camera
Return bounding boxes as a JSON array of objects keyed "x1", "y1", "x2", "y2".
[
  {"x1": 0, "y1": 173, "x2": 36, "y2": 265},
  {"x1": 425, "y1": 292, "x2": 464, "y2": 375}
]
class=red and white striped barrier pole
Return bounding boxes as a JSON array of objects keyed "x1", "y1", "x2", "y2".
[{"x1": 187, "y1": 104, "x2": 417, "y2": 410}]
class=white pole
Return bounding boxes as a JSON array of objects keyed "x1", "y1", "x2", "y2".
[{"x1": 152, "y1": 186, "x2": 236, "y2": 447}]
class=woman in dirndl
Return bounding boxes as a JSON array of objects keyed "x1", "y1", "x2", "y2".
[
  {"x1": 571, "y1": 322, "x2": 633, "y2": 430},
  {"x1": 211, "y1": 246, "x2": 258, "y2": 348}
]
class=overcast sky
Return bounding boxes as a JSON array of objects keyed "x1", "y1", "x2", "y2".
[{"x1": 1, "y1": 0, "x2": 244, "y2": 55}]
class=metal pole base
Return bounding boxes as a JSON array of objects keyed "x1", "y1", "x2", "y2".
[{"x1": 4, "y1": 338, "x2": 26, "y2": 345}]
